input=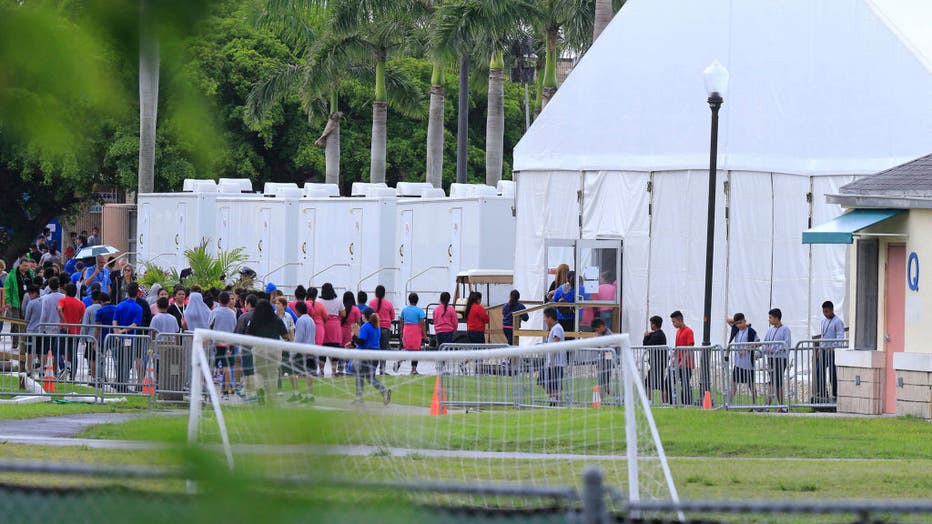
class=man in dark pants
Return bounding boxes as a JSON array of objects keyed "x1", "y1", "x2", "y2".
[
  {"x1": 642, "y1": 315, "x2": 668, "y2": 403},
  {"x1": 3, "y1": 255, "x2": 35, "y2": 359},
  {"x1": 817, "y1": 301, "x2": 845, "y2": 403}
]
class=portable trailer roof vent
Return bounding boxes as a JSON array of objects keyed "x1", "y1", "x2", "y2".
[
  {"x1": 420, "y1": 188, "x2": 446, "y2": 198},
  {"x1": 450, "y1": 183, "x2": 498, "y2": 198},
  {"x1": 497, "y1": 180, "x2": 515, "y2": 198},
  {"x1": 351, "y1": 182, "x2": 388, "y2": 197},
  {"x1": 302, "y1": 183, "x2": 340, "y2": 198},
  {"x1": 262, "y1": 182, "x2": 300, "y2": 197},
  {"x1": 367, "y1": 186, "x2": 398, "y2": 198},
  {"x1": 397, "y1": 182, "x2": 435, "y2": 197},
  {"x1": 182, "y1": 179, "x2": 217, "y2": 192},
  {"x1": 218, "y1": 178, "x2": 253, "y2": 192}
]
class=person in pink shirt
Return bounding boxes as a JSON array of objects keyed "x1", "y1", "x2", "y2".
[
  {"x1": 340, "y1": 291, "x2": 362, "y2": 348},
  {"x1": 288, "y1": 285, "x2": 307, "y2": 314},
  {"x1": 367, "y1": 285, "x2": 395, "y2": 375},
  {"x1": 597, "y1": 272, "x2": 618, "y2": 331},
  {"x1": 307, "y1": 286, "x2": 327, "y2": 376},
  {"x1": 319, "y1": 283, "x2": 346, "y2": 376},
  {"x1": 432, "y1": 291, "x2": 459, "y2": 349}
]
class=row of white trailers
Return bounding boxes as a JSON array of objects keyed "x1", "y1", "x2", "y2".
[{"x1": 136, "y1": 180, "x2": 516, "y2": 306}]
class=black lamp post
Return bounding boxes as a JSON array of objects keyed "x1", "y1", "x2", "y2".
[
  {"x1": 510, "y1": 37, "x2": 537, "y2": 131},
  {"x1": 700, "y1": 60, "x2": 729, "y2": 397}
]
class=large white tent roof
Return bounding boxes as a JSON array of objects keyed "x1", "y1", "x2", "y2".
[{"x1": 514, "y1": 0, "x2": 932, "y2": 176}]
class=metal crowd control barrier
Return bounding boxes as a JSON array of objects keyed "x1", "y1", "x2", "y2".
[
  {"x1": 99, "y1": 333, "x2": 152, "y2": 396},
  {"x1": 153, "y1": 332, "x2": 194, "y2": 401},
  {"x1": 721, "y1": 339, "x2": 846, "y2": 411},
  {"x1": 630, "y1": 345, "x2": 726, "y2": 408},
  {"x1": 438, "y1": 343, "x2": 623, "y2": 409},
  {"x1": 0, "y1": 332, "x2": 99, "y2": 399}
]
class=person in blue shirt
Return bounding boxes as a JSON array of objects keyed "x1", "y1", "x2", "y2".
[
  {"x1": 354, "y1": 313, "x2": 391, "y2": 405},
  {"x1": 501, "y1": 290, "x2": 529, "y2": 346},
  {"x1": 94, "y1": 292, "x2": 117, "y2": 382},
  {"x1": 395, "y1": 293, "x2": 427, "y2": 375},
  {"x1": 68, "y1": 262, "x2": 84, "y2": 284},
  {"x1": 113, "y1": 283, "x2": 144, "y2": 392},
  {"x1": 551, "y1": 270, "x2": 577, "y2": 336},
  {"x1": 356, "y1": 290, "x2": 373, "y2": 321},
  {"x1": 81, "y1": 256, "x2": 110, "y2": 298}
]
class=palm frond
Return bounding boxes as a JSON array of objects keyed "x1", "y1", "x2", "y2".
[{"x1": 245, "y1": 62, "x2": 309, "y2": 122}]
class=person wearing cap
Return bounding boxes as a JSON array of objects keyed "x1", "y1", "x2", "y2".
[{"x1": 238, "y1": 267, "x2": 256, "y2": 287}]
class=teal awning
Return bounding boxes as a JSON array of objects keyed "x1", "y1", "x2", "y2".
[{"x1": 802, "y1": 209, "x2": 903, "y2": 244}]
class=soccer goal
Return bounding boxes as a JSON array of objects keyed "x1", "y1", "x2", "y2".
[{"x1": 187, "y1": 329, "x2": 680, "y2": 511}]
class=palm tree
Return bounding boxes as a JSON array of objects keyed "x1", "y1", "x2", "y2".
[
  {"x1": 536, "y1": 0, "x2": 594, "y2": 110},
  {"x1": 138, "y1": 0, "x2": 159, "y2": 195},
  {"x1": 593, "y1": 0, "x2": 614, "y2": 42},
  {"x1": 435, "y1": 0, "x2": 534, "y2": 186},
  {"x1": 248, "y1": 1, "x2": 422, "y2": 189},
  {"x1": 329, "y1": 0, "x2": 426, "y2": 184}
]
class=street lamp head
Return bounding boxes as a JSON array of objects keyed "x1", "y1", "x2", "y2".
[{"x1": 703, "y1": 60, "x2": 729, "y2": 100}]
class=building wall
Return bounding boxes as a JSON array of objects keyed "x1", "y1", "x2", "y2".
[
  {"x1": 904, "y1": 209, "x2": 932, "y2": 354},
  {"x1": 840, "y1": 209, "x2": 932, "y2": 418}
]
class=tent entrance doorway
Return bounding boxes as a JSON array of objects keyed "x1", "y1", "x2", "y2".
[{"x1": 544, "y1": 238, "x2": 623, "y2": 333}]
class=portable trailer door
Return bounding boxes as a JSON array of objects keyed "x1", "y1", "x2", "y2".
[
  {"x1": 137, "y1": 202, "x2": 151, "y2": 264},
  {"x1": 175, "y1": 202, "x2": 188, "y2": 269},
  {"x1": 399, "y1": 209, "x2": 413, "y2": 300},
  {"x1": 350, "y1": 207, "x2": 363, "y2": 289},
  {"x1": 258, "y1": 207, "x2": 272, "y2": 279},
  {"x1": 218, "y1": 205, "x2": 231, "y2": 252},
  {"x1": 449, "y1": 207, "x2": 463, "y2": 289},
  {"x1": 301, "y1": 206, "x2": 316, "y2": 286}
]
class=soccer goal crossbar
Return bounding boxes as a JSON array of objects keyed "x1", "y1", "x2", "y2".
[{"x1": 188, "y1": 328, "x2": 680, "y2": 513}]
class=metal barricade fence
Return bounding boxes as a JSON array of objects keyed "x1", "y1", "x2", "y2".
[
  {"x1": 153, "y1": 332, "x2": 194, "y2": 400},
  {"x1": 796, "y1": 338, "x2": 846, "y2": 408},
  {"x1": 721, "y1": 340, "x2": 845, "y2": 411},
  {"x1": 630, "y1": 345, "x2": 727, "y2": 408},
  {"x1": 438, "y1": 343, "x2": 623, "y2": 408},
  {"x1": 0, "y1": 332, "x2": 99, "y2": 399},
  {"x1": 99, "y1": 333, "x2": 152, "y2": 396}
]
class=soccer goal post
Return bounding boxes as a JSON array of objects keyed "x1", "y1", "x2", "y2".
[{"x1": 188, "y1": 328, "x2": 680, "y2": 510}]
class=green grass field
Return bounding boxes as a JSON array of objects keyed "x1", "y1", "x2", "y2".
[{"x1": 1, "y1": 380, "x2": 930, "y2": 523}]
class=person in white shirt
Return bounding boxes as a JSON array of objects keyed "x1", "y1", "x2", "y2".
[
  {"x1": 207, "y1": 291, "x2": 237, "y2": 397},
  {"x1": 762, "y1": 308, "x2": 792, "y2": 411},
  {"x1": 543, "y1": 308, "x2": 566, "y2": 404},
  {"x1": 817, "y1": 300, "x2": 845, "y2": 402},
  {"x1": 288, "y1": 301, "x2": 317, "y2": 403}
]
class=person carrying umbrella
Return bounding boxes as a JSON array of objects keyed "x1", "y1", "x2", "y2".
[{"x1": 81, "y1": 255, "x2": 111, "y2": 298}]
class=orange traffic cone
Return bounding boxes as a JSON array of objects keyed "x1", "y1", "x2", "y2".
[
  {"x1": 42, "y1": 350, "x2": 56, "y2": 393},
  {"x1": 702, "y1": 390, "x2": 713, "y2": 410},
  {"x1": 430, "y1": 374, "x2": 447, "y2": 416},
  {"x1": 142, "y1": 358, "x2": 156, "y2": 396},
  {"x1": 591, "y1": 385, "x2": 602, "y2": 408}
]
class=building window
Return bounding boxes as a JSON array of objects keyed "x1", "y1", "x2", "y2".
[{"x1": 855, "y1": 238, "x2": 878, "y2": 350}]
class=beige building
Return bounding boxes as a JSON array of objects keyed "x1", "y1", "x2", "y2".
[{"x1": 805, "y1": 154, "x2": 932, "y2": 418}]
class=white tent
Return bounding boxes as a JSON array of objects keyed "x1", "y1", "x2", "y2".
[{"x1": 513, "y1": 0, "x2": 932, "y2": 343}]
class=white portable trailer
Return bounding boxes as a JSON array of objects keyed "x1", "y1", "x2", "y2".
[
  {"x1": 137, "y1": 180, "x2": 221, "y2": 270},
  {"x1": 395, "y1": 185, "x2": 515, "y2": 308},
  {"x1": 296, "y1": 193, "x2": 398, "y2": 302},
  {"x1": 216, "y1": 185, "x2": 302, "y2": 291}
]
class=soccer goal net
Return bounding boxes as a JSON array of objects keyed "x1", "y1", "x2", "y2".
[{"x1": 187, "y1": 329, "x2": 679, "y2": 511}]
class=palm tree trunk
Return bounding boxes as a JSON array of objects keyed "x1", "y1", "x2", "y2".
[
  {"x1": 593, "y1": 0, "x2": 614, "y2": 42},
  {"x1": 137, "y1": 0, "x2": 159, "y2": 196},
  {"x1": 325, "y1": 123, "x2": 341, "y2": 187},
  {"x1": 325, "y1": 91, "x2": 341, "y2": 188},
  {"x1": 455, "y1": 54, "x2": 469, "y2": 184},
  {"x1": 370, "y1": 55, "x2": 387, "y2": 184},
  {"x1": 426, "y1": 62, "x2": 445, "y2": 189},
  {"x1": 485, "y1": 51, "x2": 504, "y2": 187},
  {"x1": 541, "y1": 29, "x2": 558, "y2": 110}
]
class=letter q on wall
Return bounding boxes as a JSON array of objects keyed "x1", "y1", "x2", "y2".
[{"x1": 907, "y1": 252, "x2": 919, "y2": 292}]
